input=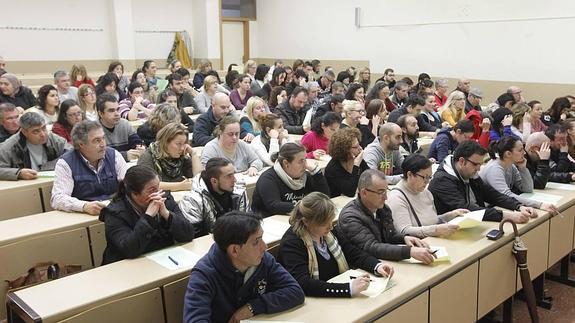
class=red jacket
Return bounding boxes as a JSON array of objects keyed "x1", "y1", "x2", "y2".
[{"x1": 465, "y1": 110, "x2": 489, "y2": 148}]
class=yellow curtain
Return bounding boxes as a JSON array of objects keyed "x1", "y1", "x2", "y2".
[{"x1": 174, "y1": 32, "x2": 192, "y2": 69}]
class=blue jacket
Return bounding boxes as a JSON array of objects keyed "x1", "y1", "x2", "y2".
[
  {"x1": 428, "y1": 128, "x2": 457, "y2": 163},
  {"x1": 183, "y1": 244, "x2": 304, "y2": 323},
  {"x1": 192, "y1": 107, "x2": 219, "y2": 147},
  {"x1": 489, "y1": 125, "x2": 519, "y2": 142}
]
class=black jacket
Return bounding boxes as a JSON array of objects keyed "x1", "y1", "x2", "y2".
[
  {"x1": 0, "y1": 86, "x2": 37, "y2": 109},
  {"x1": 99, "y1": 193, "x2": 195, "y2": 265},
  {"x1": 277, "y1": 227, "x2": 380, "y2": 297},
  {"x1": 324, "y1": 159, "x2": 369, "y2": 197},
  {"x1": 525, "y1": 153, "x2": 551, "y2": 189},
  {"x1": 251, "y1": 167, "x2": 330, "y2": 218},
  {"x1": 337, "y1": 198, "x2": 411, "y2": 260},
  {"x1": 428, "y1": 156, "x2": 521, "y2": 222},
  {"x1": 276, "y1": 101, "x2": 308, "y2": 135}
]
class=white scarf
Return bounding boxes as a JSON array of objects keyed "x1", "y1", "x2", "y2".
[{"x1": 273, "y1": 162, "x2": 307, "y2": 190}]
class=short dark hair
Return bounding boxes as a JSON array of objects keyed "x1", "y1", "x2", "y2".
[
  {"x1": 37, "y1": 84, "x2": 58, "y2": 110},
  {"x1": 330, "y1": 94, "x2": 345, "y2": 106},
  {"x1": 175, "y1": 68, "x2": 190, "y2": 78},
  {"x1": 454, "y1": 119, "x2": 475, "y2": 133},
  {"x1": 496, "y1": 93, "x2": 515, "y2": 107},
  {"x1": 311, "y1": 111, "x2": 341, "y2": 135},
  {"x1": 213, "y1": 211, "x2": 262, "y2": 251},
  {"x1": 167, "y1": 72, "x2": 183, "y2": 85},
  {"x1": 545, "y1": 122, "x2": 567, "y2": 141},
  {"x1": 114, "y1": 165, "x2": 158, "y2": 201},
  {"x1": 290, "y1": 86, "x2": 308, "y2": 98},
  {"x1": 402, "y1": 154, "x2": 432, "y2": 177},
  {"x1": 293, "y1": 69, "x2": 307, "y2": 79},
  {"x1": 200, "y1": 157, "x2": 232, "y2": 187},
  {"x1": 453, "y1": 140, "x2": 487, "y2": 160},
  {"x1": 96, "y1": 93, "x2": 118, "y2": 113},
  {"x1": 407, "y1": 95, "x2": 425, "y2": 107},
  {"x1": 127, "y1": 81, "x2": 143, "y2": 94}
]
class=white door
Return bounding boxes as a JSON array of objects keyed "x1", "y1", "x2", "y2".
[{"x1": 222, "y1": 21, "x2": 245, "y2": 71}]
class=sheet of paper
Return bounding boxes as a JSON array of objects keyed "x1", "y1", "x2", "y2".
[
  {"x1": 448, "y1": 209, "x2": 484, "y2": 229},
  {"x1": 545, "y1": 182, "x2": 575, "y2": 191},
  {"x1": 146, "y1": 246, "x2": 201, "y2": 270},
  {"x1": 327, "y1": 269, "x2": 395, "y2": 298},
  {"x1": 37, "y1": 171, "x2": 56, "y2": 178},
  {"x1": 262, "y1": 218, "x2": 290, "y2": 244},
  {"x1": 156, "y1": 79, "x2": 169, "y2": 92},
  {"x1": 520, "y1": 192, "x2": 563, "y2": 205},
  {"x1": 405, "y1": 246, "x2": 450, "y2": 263}
]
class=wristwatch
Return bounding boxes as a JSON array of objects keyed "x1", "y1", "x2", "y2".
[{"x1": 246, "y1": 303, "x2": 255, "y2": 316}]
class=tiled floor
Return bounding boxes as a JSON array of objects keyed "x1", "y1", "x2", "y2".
[{"x1": 478, "y1": 257, "x2": 575, "y2": 323}]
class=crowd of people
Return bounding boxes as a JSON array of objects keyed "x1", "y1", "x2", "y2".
[{"x1": 0, "y1": 56, "x2": 572, "y2": 322}]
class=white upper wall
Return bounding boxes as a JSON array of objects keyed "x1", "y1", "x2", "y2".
[{"x1": 254, "y1": 0, "x2": 575, "y2": 84}]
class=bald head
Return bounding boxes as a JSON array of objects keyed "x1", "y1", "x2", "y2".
[
  {"x1": 211, "y1": 93, "x2": 231, "y2": 120},
  {"x1": 379, "y1": 122, "x2": 401, "y2": 139},
  {"x1": 526, "y1": 131, "x2": 550, "y2": 150},
  {"x1": 379, "y1": 122, "x2": 402, "y2": 151}
]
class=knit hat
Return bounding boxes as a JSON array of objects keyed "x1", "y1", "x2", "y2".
[{"x1": 0, "y1": 73, "x2": 21, "y2": 95}]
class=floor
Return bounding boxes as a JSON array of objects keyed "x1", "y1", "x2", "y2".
[{"x1": 479, "y1": 256, "x2": 575, "y2": 323}]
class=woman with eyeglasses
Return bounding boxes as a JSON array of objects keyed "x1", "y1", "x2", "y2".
[
  {"x1": 137, "y1": 122, "x2": 202, "y2": 191},
  {"x1": 479, "y1": 136, "x2": 557, "y2": 214},
  {"x1": 340, "y1": 99, "x2": 372, "y2": 148},
  {"x1": 78, "y1": 84, "x2": 98, "y2": 121},
  {"x1": 439, "y1": 90, "x2": 466, "y2": 127},
  {"x1": 324, "y1": 128, "x2": 368, "y2": 197},
  {"x1": 52, "y1": 99, "x2": 83, "y2": 143},
  {"x1": 387, "y1": 154, "x2": 467, "y2": 238},
  {"x1": 200, "y1": 116, "x2": 263, "y2": 176},
  {"x1": 277, "y1": 192, "x2": 394, "y2": 298}
]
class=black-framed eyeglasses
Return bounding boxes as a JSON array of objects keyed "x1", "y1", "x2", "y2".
[
  {"x1": 414, "y1": 173, "x2": 432, "y2": 181},
  {"x1": 464, "y1": 158, "x2": 482, "y2": 167},
  {"x1": 364, "y1": 188, "x2": 388, "y2": 196}
]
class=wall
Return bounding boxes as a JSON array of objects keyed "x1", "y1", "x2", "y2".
[{"x1": 254, "y1": 0, "x2": 575, "y2": 85}]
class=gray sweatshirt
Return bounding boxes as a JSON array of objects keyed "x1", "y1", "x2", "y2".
[
  {"x1": 363, "y1": 138, "x2": 404, "y2": 185},
  {"x1": 478, "y1": 159, "x2": 540, "y2": 208},
  {"x1": 200, "y1": 138, "x2": 263, "y2": 172}
]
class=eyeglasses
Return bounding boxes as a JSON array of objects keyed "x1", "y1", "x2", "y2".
[
  {"x1": 83, "y1": 92, "x2": 95, "y2": 97},
  {"x1": 364, "y1": 188, "x2": 389, "y2": 196},
  {"x1": 350, "y1": 109, "x2": 366, "y2": 114},
  {"x1": 464, "y1": 158, "x2": 483, "y2": 167},
  {"x1": 414, "y1": 173, "x2": 432, "y2": 181}
]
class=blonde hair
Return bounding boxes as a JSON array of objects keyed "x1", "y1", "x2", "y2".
[
  {"x1": 149, "y1": 103, "x2": 181, "y2": 135},
  {"x1": 342, "y1": 99, "x2": 362, "y2": 117},
  {"x1": 288, "y1": 192, "x2": 336, "y2": 236},
  {"x1": 155, "y1": 123, "x2": 188, "y2": 159},
  {"x1": 77, "y1": 84, "x2": 96, "y2": 113},
  {"x1": 511, "y1": 102, "x2": 531, "y2": 128},
  {"x1": 203, "y1": 75, "x2": 218, "y2": 92},
  {"x1": 356, "y1": 66, "x2": 370, "y2": 84},
  {"x1": 244, "y1": 60, "x2": 257, "y2": 74},
  {"x1": 439, "y1": 90, "x2": 466, "y2": 123},
  {"x1": 244, "y1": 97, "x2": 265, "y2": 133},
  {"x1": 197, "y1": 59, "x2": 212, "y2": 73},
  {"x1": 215, "y1": 116, "x2": 240, "y2": 137}
]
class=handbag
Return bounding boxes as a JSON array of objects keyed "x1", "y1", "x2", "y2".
[{"x1": 6, "y1": 262, "x2": 82, "y2": 290}]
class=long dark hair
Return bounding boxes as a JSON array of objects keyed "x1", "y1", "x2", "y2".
[
  {"x1": 57, "y1": 99, "x2": 81, "y2": 131},
  {"x1": 114, "y1": 165, "x2": 158, "y2": 201}
]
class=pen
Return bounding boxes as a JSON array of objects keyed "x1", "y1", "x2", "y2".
[
  {"x1": 350, "y1": 276, "x2": 373, "y2": 282},
  {"x1": 430, "y1": 249, "x2": 438, "y2": 254},
  {"x1": 168, "y1": 256, "x2": 179, "y2": 266}
]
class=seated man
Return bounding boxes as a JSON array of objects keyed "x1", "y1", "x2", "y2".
[
  {"x1": 397, "y1": 114, "x2": 421, "y2": 156},
  {"x1": 192, "y1": 92, "x2": 232, "y2": 147},
  {"x1": 464, "y1": 88, "x2": 483, "y2": 113},
  {"x1": 389, "y1": 80, "x2": 409, "y2": 109},
  {"x1": 54, "y1": 70, "x2": 78, "y2": 102},
  {"x1": 429, "y1": 140, "x2": 536, "y2": 223},
  {"x1": 0, "y1": 111, "x2": 69, "y2": 180},
  {"x1": 162, "y1": 72, "x2": 197, "y2": 115},
  {"x1": 97, "y1": 93, "x2": 143, "y2": 161},
  {"x1": 363, "y1": 123, "x2": 404, "y2": 184},
  {"x1": 387, "y1": 94, "x2": 437, "y2": 134},
  {"x1": 337, "y1": 170, "x2": 436, "y2": 264},
  {"x1": 545, "y1": 123, "x2": 575, "y2": 176},
  {"x1": 51, "y1": 120, "x2": 127, "y2": 215},
  {"x1": 179, "y1": 158, "x2": 248, "y2": 236},
  {"x1": 312, "y1": 93, "x2": 344, "y2": 123},
  {"x1": 0, "y1": 102, "x2": 20, "y2": 143},
  {"x1": 428, "y1": 119, "x2": 475, "y2": 164},
  {"x1": 276, "y1": 86, "x2": 310, "y2": 135},
  {"x1": 118, "y1": 81, "x2": 155, "y2": 121},
  {"x1": 524, "y1": 132, "x2": 554, "y2": 188},
  {"x1": 183, "y1": 211, "x2": 305, "y2": 323}
]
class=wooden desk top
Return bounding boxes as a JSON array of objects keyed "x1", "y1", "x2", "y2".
[
  {"x1": 0, "y1": 177, "x2": 53, "y2": 191},
  {"x1": 0, "y1": 211, "x2": 99, "y2": 247}
]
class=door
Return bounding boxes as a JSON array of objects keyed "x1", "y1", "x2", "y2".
[{"x1": 222, "y1": 21, "x2": 245, "y2": 71}]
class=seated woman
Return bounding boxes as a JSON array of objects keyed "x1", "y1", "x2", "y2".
[
  {"x1": 200, "y1": 116, "x2": 263, "y2": 176},
  {"x1": 278, "y1": 192, "x2": 394, "y2": 298},
  {"x1": 230, "y1": 74, "x2": 253, "y2": 111},
  {"x1": 365, "y1": 81, "x2": 395, "y2": 112},
  {"x1": 301, "y1": 112, "x2": 341, "y2": 159},
  {"x1": 119, "y1": 82, "x2": 155, "y2": 121},
  {"x1": 528, "y1": 100, "x2": 548, "y2": 133},
  {"x1": 240, "y1": 96, "x2": 266, "y2": 142},
  {"x1": 70, "y1": 64, "x2": 94, "y2": 88},
  {"x1": 78, "y1": 84, "x2": 98, "y2": 121},
  {"x1": 28, "y1": 84, "x2": 59, "y2": 124},
  {"x1": 143, "y1": 60, "x2": 162, "y2": 87},
  {"x1": 479, "y1": 136, "x2": 557, "y2": 213},
  {"x1": 325, "y1": 128, "x2": 368, "y2": 197},
  {"x1": 158, "y1": 90, "x2": 194, "y2": 134},
  {"x1": 131, "y1": 69, "x2": 158, "y2": 103},
  {"x1": 345, "y1": 83, "x2": 365, "y2": 105},
  {"x1": 251, "y1": 113, "x2": 290, "y2": 166},
  {"x1": 364, "y1": 99, "x2": 387, "y2": 146},
  {"x1": 0, "y1": 73, "x2": 37, "y2": 109},
  {"x1": 52, "y1": 99, "x2": 83, "y2": 143},
  {"x1": 421, "y1": 93, "x2": 443, "y2": 129},
  {"x1": 541, "y1": 96, "x2": 570, "y2": 127},
  {"x1": 99, "y1": 165, "x2": 195, "y2": 265},
  {"x1": 387, "y1": 154, "x2": 466, "y2": 238},
  {"x1": 109, "y1": 61, "x2": 130, "y2": 94},
  {"x1": 192, "y1": 59, "x2": 212, "y2": 89},
  {"x1": 96, "y1": 72, "x2": 127, "y2": 101},
  {"x1": 510, "y1": 102, "x2": 532, "y2": 142},
  {"x1": 340, "y1": 99, "x2": 372, "y2": 148},
  {"x1": 268, "y1": 86, "x2": 287, "y2": 113},
  {"x1": 251, "y1": 143, "x2": 330, "y2": 217},
  {"x1": 489, "y1": 107, "x2": 517, "y2": 141},
  {"x1": 138, "y1": 123, "x2": 202, "y2": 191},
  {"x1": 194, "y1": 75, "x2": 218, "y2": 114},
  {"x1": 439, "y1": 90, "x2": 466, "y2": 127},
  {"x1": 137, "y1": 103, "x2": 181, "y2": 146}
]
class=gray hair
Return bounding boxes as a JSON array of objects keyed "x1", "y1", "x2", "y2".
[
  {"x1": 357, "y1": 169, "x2": 386, "y2": 191},
  {"x1": 0, "y1": 102, "x2": 17, "y2": 121},
  {"x1": 435, "y1": 78, "x2": 448, "y2": 88},
  {"x1": 323, "y1": 70, "x2": 335, "y2": 79},
  {"x1": 71, "y1": 120, "x2": 103, "y2": 149},
  {"x1": 53, "y1": 70, "x2": 68, "y2": 81},
  {"x1": 305, "y1": 81, "x2": 320, "y2": 89},
  {"x1": 20, "y1": 112, "x2": 45, "y2": 129}
]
